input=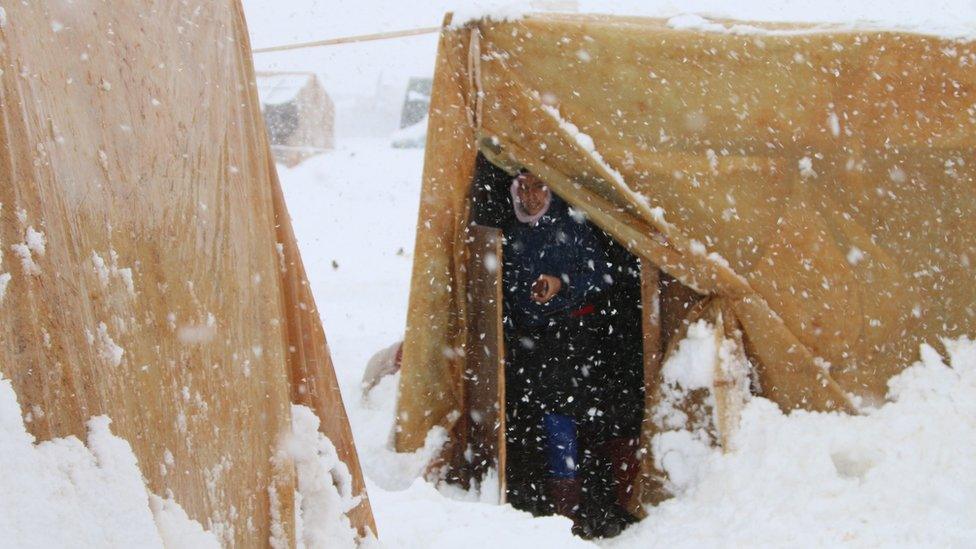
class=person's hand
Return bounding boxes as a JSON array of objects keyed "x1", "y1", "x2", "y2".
[{"x1": 531, "y1": 274, "x2": 562, "y2": 304}]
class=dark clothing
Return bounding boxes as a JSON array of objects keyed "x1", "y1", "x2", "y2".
[
  {"x1": 502, "y1": 194, "x2": 616, "y2": 424},
  {"x1": 502, "y1": 196, "x2": 612, "y2": 328},
  {"x1": 502, "y1": 197, "x2": 618, "y2": 518},
  {"x1": 505, "y1": 312, "x2": 612, "y2": 422},
  {"x1": 494, "y1": 183, "x2": 642, "y2": 535},
  {"x1": 544, "y1": 413, "x2": 579, "y2": 478},
  {"x1": 591, "y1": 240, "x2": 646, "y2": 439},
  {"x1": 504, "y1": 395, "x2": 628, "y2": 534}
]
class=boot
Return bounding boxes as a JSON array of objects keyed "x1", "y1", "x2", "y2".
[
  {"x1": 604, "y1": 437, "x2": 641, "y2": 515},
  {"x1": 576, "y1": 488, "x2": 628, "y2": 539},
  {"x1": 546, "y1": 477, "x2": 581, "y2": 523},
  {"x1": 574, "y1": 443, "x2": 635, "y2": 539}
]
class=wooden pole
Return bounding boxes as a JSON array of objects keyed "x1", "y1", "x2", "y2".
[{"x1": 253, "y1": 26, "x2": 441, "y2": 54}]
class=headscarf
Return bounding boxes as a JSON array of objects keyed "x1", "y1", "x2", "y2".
[{"x1": 510, "y1": 176, "x2": 551, "y2": 226}]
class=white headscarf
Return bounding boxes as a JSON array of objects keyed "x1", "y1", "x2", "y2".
[{"x1": 510, "y1": 178, "x2": 551, "y2": 226}]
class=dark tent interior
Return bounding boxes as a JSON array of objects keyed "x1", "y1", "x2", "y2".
[{"x1": 468, "y1": 153, "x2": 646, "y2": 532}]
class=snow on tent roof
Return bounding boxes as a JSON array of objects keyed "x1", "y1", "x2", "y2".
[{"x1": 256, "y1": 72, "x2": 314, "y2": 105}]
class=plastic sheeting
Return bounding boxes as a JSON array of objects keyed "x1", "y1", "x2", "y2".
[
  {"x1": 0, "y1": 1, "x2": 373, "y2": 544},
  {"x1": 396, "y1": 13, "x2": 976, "y2": 465}
]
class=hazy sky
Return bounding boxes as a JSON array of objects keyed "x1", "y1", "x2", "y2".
[
  {"x1": 243, "y1": 0, "x2": 976, "y2": 49},
  {"x1": 241, "y1": 0, "x2": 976, "y2": 131}
]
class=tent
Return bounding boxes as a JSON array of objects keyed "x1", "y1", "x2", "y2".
[
  {"x1": 400, "y1": 77, "x2": 433, "y2": 130},
  {"x1": 392, "y1": 78, "x2": 432, "y2": 149},
  {"x1": 257, "y1": 71, "x2": 336, "y2": 167},
  {"x1": 0, "y1": 1, "x2": 373, "y2": 544},
  {"x1": 395, "y1": 12, "x2": 976, "y2": 507}
]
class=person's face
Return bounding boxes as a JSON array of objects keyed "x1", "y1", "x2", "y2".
[{"x1": 516, "y1": 173, "x2": 549, "y2": 216}]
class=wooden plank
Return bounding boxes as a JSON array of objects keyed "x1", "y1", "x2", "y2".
[
  {"x1": 636, "y1": 260, "x2": 665, "y2": 508},
  {"x1": 659, "y1": 272, "x2": 706, "y2": 353},
  {"x1": 464, "y1": 224, "x2": 506, "y2": 500}
]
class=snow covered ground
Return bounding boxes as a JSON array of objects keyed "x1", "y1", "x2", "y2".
[
  {"x1": 0, "y1": 377, "x2": 219, "y2": 548},
  {"x1": 277, "y1": 138, "x2": 976, "y2": 548}
]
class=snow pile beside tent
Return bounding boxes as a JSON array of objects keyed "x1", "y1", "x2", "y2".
[
  {"x1": 281, "y1": 405, "x2": 363, "y2": 548},
  {"x1": 357, "y1": 371, "x2": 449, "y2": 491},
  {"x1": 148, "y1": 496, "x2": 221, "y2": 549},
  {"x1": 0, "y1": 376, "x2": 218, "y2": 548},
  {"x1": 391, "y1": 116, "x2": 428, "y2": 149},
  {"x1": 650, "y1": 318, "x2": 754, "y2": 490},
  {"x1": 613, "y1": 338, "x2": 976, "y2": 548}
]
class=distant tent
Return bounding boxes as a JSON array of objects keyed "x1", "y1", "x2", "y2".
[
  {"x1": 400, "y1": 77, "x2": 433, "y2": 129},
  {"x1": 395, "y1": 12, "x2": 976, "y2": 511},
  {"x1": 391, "y1": 78, "x2": 432, "y2": 149},
  {"x1": 257, "y1": 71, "x2": 336, "y2": 167},
  {"x1": 0, "y1": 1, "x2": 372, "y2": 544}
]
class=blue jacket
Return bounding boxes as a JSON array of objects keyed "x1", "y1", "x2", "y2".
[{"x1": 502, "y1": 196, "x2": 613, "y2": 328}]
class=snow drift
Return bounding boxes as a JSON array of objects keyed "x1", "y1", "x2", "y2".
[
  {"x1": 0, "y1": 371, "x2": 369, "y2": 548},
  {"x1": 0, "y1": 375, "x2": 218, "y2": 548},
  {"x1": 613, "y1": 338, "x2": 976, "y2": 547},
  {"x1": 281, "y1": 404, "x2": 364, "y2": 548}
]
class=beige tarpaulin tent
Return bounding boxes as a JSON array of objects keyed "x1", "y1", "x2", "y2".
[
  {"x1": 0, "y1": 1, "x2": 373, "y2": 544},
  {"x1": 395, "y1": 12, "x2": 976, "y2": 503}
]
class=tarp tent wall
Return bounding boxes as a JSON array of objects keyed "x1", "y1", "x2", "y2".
[
  {"x1": 395, "y1": 13, "x2": 976, "y2": 499},
  {"x1": 0, "y1": 1, "x2": 373, "y2": 544}
]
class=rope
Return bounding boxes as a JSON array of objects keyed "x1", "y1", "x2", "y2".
[{"x1": 253, "y1": 26, "x2": 441, "y2": 54}]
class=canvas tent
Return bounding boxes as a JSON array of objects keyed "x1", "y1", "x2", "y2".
[
  {"x1": 0, "y1": 1, "x2": 373, "y2": 545},
  {"x1": 257, "y1": 71, "x2": 336, "y2": 167},
  {"x1": 395, "y1": 12, "x2": 976, "y2": 506}
]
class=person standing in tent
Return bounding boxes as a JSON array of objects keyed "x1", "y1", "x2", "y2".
[{"x1": 502, "y1": 170, "x2": 633, "y2": 538}]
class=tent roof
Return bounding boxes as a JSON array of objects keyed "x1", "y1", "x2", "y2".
[{"x1": 256, "y1": 71, "x2": 317, "y2": 105}]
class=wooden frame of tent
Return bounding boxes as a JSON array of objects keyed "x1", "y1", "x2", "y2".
[{"x1": 394, "y1": 12, "x2": 976, "y2": 508}]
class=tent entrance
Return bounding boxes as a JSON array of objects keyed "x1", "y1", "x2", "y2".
[{"x1": 462, "y1": 153, "x2": 694, "y2": 517}]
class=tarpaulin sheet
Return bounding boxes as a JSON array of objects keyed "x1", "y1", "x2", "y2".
[{"x1": 0, "y1": 1, "x2": 373, "y2": 544}]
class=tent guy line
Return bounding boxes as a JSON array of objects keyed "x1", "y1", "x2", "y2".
[{"x1": 252, "y1": 25, "x2": 440, "y2": 53}]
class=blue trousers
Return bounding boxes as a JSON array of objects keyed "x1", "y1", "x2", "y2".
[{"x1": 544, "y1": 413, "x2": 579, "y2": 479}]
